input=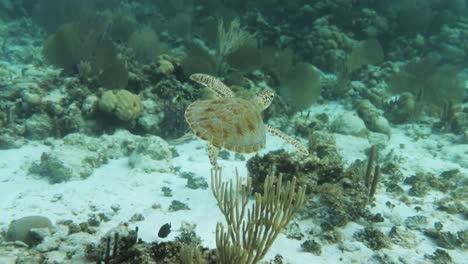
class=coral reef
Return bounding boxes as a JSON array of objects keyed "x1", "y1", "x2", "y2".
[
  {"x1": 346, "y1": 38, "x2": 384, "y2": 74},
  {"x1": 0, "y1": 1, "x2": 467, "y2": 263},
  {"x1": 128, "y1": 26, "x2": 168, "y2": 64},
  {"x1": 354, "y1": 226, "x2": 392, "y2": 250},
  {"x1": 387, "y1": 57, "x2": 464, "y2": 108},
  {"x1": 278, "y1": 62, "x2": 321, "y2": 109},
  {"x1": 98, "y1": 89, "x2": 143, "y2": 123},
  {"x1": 246, "y1": 135, "x2": 371, "y2": 229},
  {"x1": 211, "y1": 168, "x2": 305, "y2": 264},
  {"x1": 42, "y1": 16, "x2": 128, "y2": 89},
  {"x1": 403, "y1": 170, "x2": 467, "y2": 198}
]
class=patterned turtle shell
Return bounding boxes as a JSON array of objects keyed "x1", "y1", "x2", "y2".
[{"x1": 185, "y1": 97, "x2": 266, "y2": 153}]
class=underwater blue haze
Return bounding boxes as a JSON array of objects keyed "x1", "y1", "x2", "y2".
[{"x1": 0, "y1": 0, "x2": 467, "y2": 263}]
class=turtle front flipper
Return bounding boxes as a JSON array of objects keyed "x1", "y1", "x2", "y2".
[
  {"x1": 190, "y1": 74, "x2": 234, "y2": 98},
  {"x1": 208, "y1": 143, "x2": 221, "y2": 168},
  {"x1": 265, "y1": 124, "x2": 309, "y2": 156}
]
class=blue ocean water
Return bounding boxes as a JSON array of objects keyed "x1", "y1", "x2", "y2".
[{"x1": 0, "y1": 1, "x2": 467, "y2": 263}]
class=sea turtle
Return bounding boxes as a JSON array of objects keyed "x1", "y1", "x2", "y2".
[{"x1": 185, "y1": 73, "x2": 309, "y2": 167}]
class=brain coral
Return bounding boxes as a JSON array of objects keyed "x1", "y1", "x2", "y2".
[{"x1": 98, "y1": 89, "x2": 143, "y2": 122}]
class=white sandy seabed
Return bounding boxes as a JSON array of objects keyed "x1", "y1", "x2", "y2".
[{"x1": 0, "y1": 104, "x2": 466, "y2": 264}]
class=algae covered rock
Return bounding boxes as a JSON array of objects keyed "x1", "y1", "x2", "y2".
[
  {"x1": 301, "y1": 239, "x2": 322, "y2": 255},
  {"x1": 24, "y1": 113, "x2": 53, "y2": 140},
  {"x1": 356, "y1": 99, "x2": 391, "y2": 136},
  {"x1": 128, "y1": 134, "x2": 173, "y2": 173},
  {"x1": 138, "y1": 99, "x2": 164, "y2": 132},
  {"x1": 29, "y1": 134, "x2": 114, "y2": 183},
  {"x1": 424, "y1": 249, "x2": 453, "y2": 264},
  {"x1": 29, "y1": 152, "x2": 73, "y2": 184},
  {"x1": 354, "y1": 226, "x2": 392, "y2": 250},
  {"x1": 6, "y1": 216, "x2": 53, "y2": 246},
  {"x1": 98, "y1": 89, "x2": 143, "y2": 122},
  {"x1": 156, "y1": 58, "x2": 175, "y2": 75},
  {"x1": 384, "y1": 92, "x2": 417, "y2": 124},
  {"x1": 389, "y1": 226, "x2": 419, "y2": 249},
  {"x1": 331, "y1": 111, "x2": 368, "y2": 137}
]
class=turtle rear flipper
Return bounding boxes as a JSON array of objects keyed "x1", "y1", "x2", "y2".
[
  {"x1": 208, "y1": 143, "x2": 220, "y2": 168},
  {"x1": 265, "y1": 124, "x2": 309, "y2": 156}
]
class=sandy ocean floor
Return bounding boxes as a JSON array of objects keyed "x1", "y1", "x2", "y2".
[
  {"x1": 0, "y1": 103, "x2": 466, "y2": 264},
  {"x1": 1, "y1": 1, "x2": 467, "y2": 263}
]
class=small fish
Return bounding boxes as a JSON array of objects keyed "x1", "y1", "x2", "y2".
[{"x1": 158, "y1": 223, "x2": 171, "y2": 238}]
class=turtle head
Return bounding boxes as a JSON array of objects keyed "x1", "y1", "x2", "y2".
[{"x1": 255, "y1": 90, "x2": 274, "y2": 110}]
